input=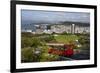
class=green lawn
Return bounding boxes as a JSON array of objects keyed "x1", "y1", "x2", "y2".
[{"x1": 54, "y1": 34, "x2": 79, "y2": 44}]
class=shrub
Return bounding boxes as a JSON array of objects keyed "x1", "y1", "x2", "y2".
[
  {"x1": 21, "y1": 48, "x2": 34, "y2": 62},
  {"x1": 21, "y1": 37, "x2": 33, "y2": 48}
]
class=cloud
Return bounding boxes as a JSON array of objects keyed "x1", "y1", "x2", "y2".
[{"x1": 21, "y1": 10, "x2": 90, "y2": 24}]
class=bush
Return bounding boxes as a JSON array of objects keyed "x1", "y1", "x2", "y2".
[
  {"x1": 61, "y1": 31, "x2": 67, "y2": 35},
  {"x1": 21, "y1": 36, "x2": 44, "y2": 48},
  {"x1": 41, "y1": 35, "x2": 55, "y2": 42},
  {"x1": 21, "y1": 37, "x2": 33, "y2": 48},
  {"x1": 21, "y1": 32, "x2": 34, "y2": 37},
  {"x1": 21, "y1": 48, "x2": 34, "y2": 62},
  {"x1": 31, "y1": 37, "x2": 43, "y2": 48}
]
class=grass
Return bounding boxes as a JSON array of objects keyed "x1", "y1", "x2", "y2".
[{"x1": 54, "y1": 34, "x2": 79, "y2": 44}]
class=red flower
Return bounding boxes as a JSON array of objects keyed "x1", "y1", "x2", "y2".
[{"x1": 64, "y1": 48, "x2": 74, "y2": 56}]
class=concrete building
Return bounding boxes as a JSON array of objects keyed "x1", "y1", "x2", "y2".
[
  {"x1": 51, "y1": 24, "x2": 71, "y2": 33},
  {"x1": 21, "y1": 29, "x2": 32, "y2": 32},
  {"x1": 21, "y1": 22, "x2": 90, "y2": 34},
  {"x1": 50, "y1": 23, "x2": 89, "y2": 34},
  {"x1": 75, "y1": 25, "x2": 90, "y2": 34}
]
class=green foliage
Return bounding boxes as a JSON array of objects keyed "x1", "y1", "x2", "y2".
[
  {"x1": 40, "y1": 53, "x2": 59, "y2": 62},
  {"x1": 31, "y1": 37, "x2": 43, "y2": 48},
  {"x1": 21, "y1": 37, "x2": 33, "y2": 48},
  {"x1": 21, "y1": 37, "x2": 44, "y2": 48},
  {"x1": 52, "y1": 32, "x2": 56, "y2": 34},
  {"x1": 43, "y1": 35, "x2": 55, "y2": 42},
  {"x1": 61, "y1": 31, "x2": 68, "y2": 35},
  {"x1": 54, "y1": 35, "x2": 79, "y2": 44},
  {"x1": 21, "y1": 32, "x2": 34, "y2": 37},
  {"x1": 78, "y1": 35, "x2": 90, "y2": 49},
  {"x1": 21, "y1": 45, "x2": 60, "y2": 62},
  {"x1": 21, "y1": 32, "x2": 90, "y2": 62},
  {"x1": 39, "y1": 45, "x2": 60, "y2": 62},
  {"x1": 21, "y1": 48, "x2": 34, "y2": 62},
  {"x1": 78, "y1": 35, "x2": 90, "y2": 45}
]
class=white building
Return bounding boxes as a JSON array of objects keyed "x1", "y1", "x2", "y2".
[
  {"x1": 22, "y1": 23, "x2": 90, "y2": 34},
  {"x1": 51, "y1": 24, "x2": 71, "y2": 33},
  {"x1": 50, "y1": 23, "x2": 90, "y2": 34},
  {"x1": 43, "y1": 29, "x2": 52, "y2": 34},
  {"x1": 21, "y1": 29, "x2": 32, "y2": 32},
  {"x1": 75, "y1": 26, "x2": 90, "y2": 33}
]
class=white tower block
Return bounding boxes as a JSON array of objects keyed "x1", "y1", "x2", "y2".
[{"x1": 72, "y1": 24, "x2": 75, "y2": 34}]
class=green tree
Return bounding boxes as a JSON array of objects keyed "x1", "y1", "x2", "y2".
[
  {"x1": 31, "y1": 37, "x2": 43, "y2": 48},
  {"x1": 21, "y1": 48, "x2": 34, "y2": 62},
  {"x1": 21, "y1": 37, "x2": 33, "y2": 48}
]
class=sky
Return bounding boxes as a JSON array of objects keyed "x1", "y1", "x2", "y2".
[{"x1": 21, "y1": 10, "x2": 90, "y2": 25}]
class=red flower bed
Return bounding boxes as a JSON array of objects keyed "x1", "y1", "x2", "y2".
[
  {"x1": 64, "y1": 48, "x2": 74, "y2": 57},
  {"x1": 48, "y1": 45, "x2": 74, "y2": 57}
]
